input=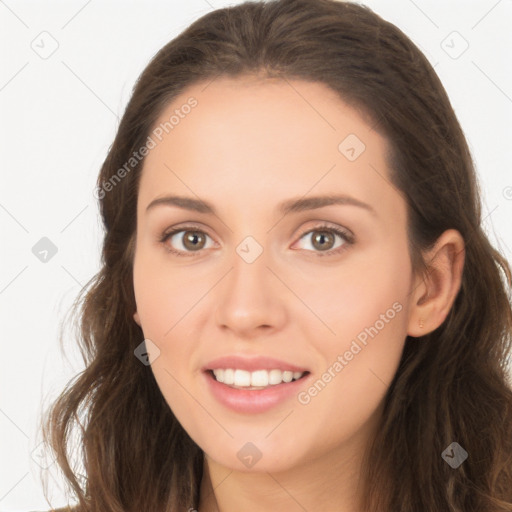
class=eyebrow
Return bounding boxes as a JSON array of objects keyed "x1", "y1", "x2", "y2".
[{"x1": 145, "y1": 194, "x2": 377, "y2": 217}]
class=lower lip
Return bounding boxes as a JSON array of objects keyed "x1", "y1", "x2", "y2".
[{"x1": 204, "y1": 371, "x2": 310, "y2": 414}]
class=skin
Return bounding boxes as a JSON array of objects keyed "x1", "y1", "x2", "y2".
[{"x1": 132, "y1": 75, "x2": 465, "y2": 512}]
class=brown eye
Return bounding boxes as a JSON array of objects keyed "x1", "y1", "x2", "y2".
[
  {"x1": 181, "y1": 231, "x2": 207, "y2": 251},
  {"x1": 160, "y1": 227, "x2": 215, "y2": 255},
  {"x1": 295, "y1": 225, "x2": 352, "y2": 255},
  {"x1": 311, "y1": 231, "x2": 335, "y2": 251}
]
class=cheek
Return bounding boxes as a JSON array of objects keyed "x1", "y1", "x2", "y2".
[
  {"x1": 292, "y1": 238, "x2": 411, "y2": 340},
  {"x1": 132, "y1": 254, "x2": 200, "y2": 416},
  {"x1": 293, "y1": 282, "x2": 408, "y2": 452},
  {"x1": 133, "y1": 247, "x2": 202, "y2": 337},
  {"x1": 132, "y1": 246, "x2": 218, "y2": 375},
  {"x1": 299, "y1": 243, "x2": 411, "y2": 406}
]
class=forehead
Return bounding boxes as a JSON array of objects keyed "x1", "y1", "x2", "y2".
[{"x1": 137, "y1": 76, "x2": 402, "y2": 222}]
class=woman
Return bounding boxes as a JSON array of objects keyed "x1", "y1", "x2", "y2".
[{"x1": 39, "y1": 0, "x2": 512, "y2": 510}]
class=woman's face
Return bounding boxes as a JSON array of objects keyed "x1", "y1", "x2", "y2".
[{"x1": 132, "y1": 76, "x2": 416, "y2": 473}]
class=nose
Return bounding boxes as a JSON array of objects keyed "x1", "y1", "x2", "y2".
[{"x1": 213, "y1": 245, "x2": 288, "y2": 338}]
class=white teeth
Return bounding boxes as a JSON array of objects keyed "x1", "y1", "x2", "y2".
[
  {"x1": 268, "y1": 369, "x2": 282, "y2": 385},
  {"x1": 282, "y1": 371, "x2": 293, "y2": 383},
  {"x1": 211, "y1": 368, "x2": 305, "y2": 388},
  {"x1": 223, "y1": 368, "x2": 234, "y2": 385},
  {"x1": 251, "y1": 370, "x2": 268, "y2": 387},
  {"x1": 234, "y1": 369, "x2": 251, "y2": 386}
]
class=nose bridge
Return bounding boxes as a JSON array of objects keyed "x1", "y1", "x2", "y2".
[{"x1": 213, "y1": 235, "x2": 287, "y2": 333}]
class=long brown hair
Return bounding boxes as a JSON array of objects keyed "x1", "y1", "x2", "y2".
[{"x1": 41, "y1": 0, "x2": 512, "y2": 510}]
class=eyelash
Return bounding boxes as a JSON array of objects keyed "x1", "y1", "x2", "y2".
[{"x1": 158, "y1": 223, "x2": 355, "y2": 258}]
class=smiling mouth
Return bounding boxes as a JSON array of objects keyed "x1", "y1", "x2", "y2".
[{"x1": 207, "y1": 368, "x2": 310, "y2": 390}]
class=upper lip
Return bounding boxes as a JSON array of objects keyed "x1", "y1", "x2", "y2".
[{"x1": 203, "y1": 355, "x2": 309, "y2": 373}]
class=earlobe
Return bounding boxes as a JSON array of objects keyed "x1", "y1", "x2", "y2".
[
  {"x1": 133, "y1": 311, "x2": 141, "y2": 326},
  {"x1": 407, "y1": 274, "x2": 432, "y2": 337},
  {"x1": 407, "y1": 229, "x2": 465, "y2": 338}
]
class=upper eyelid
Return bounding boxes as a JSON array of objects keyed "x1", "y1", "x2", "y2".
[
  {"x1": 162, "y1": 221, "x2": 351, "y2": 238},
  {"x1": 162, "y1": 224, "x2": 216, "y2": 242}
]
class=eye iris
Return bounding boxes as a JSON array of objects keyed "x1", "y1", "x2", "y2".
[
  {"x1": 312, "y1": 231, "x2": 334, "y2": 251},
  {"x1": 183, "y1": 231, "x2": 205, "y2": 250}
]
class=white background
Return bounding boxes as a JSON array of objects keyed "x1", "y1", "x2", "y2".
[{"x1": 1, "y1": 1, "x2": 511, "y2": 510}]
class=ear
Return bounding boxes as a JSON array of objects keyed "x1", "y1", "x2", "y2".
[
  {"x1": 133, "y1": 311, "x2": 141, "y2": 327},
  {"x1": 407, "y1": 229, "x2": 465, "y2": 337}
]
